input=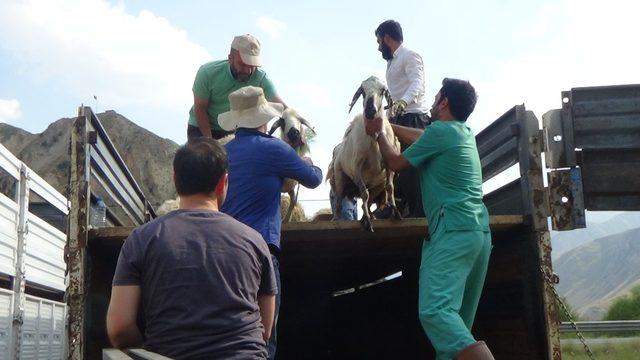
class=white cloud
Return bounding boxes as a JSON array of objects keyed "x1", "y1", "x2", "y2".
[
  {"x1": 300, "y1": 84, "x2": 332, "y2": 109},
  {"x1": 471, "y1": 0, "x2": 640, "y2": 135},
  {"x1": 0, "y1": 99, "x2": 22, "y2": 123},
  {"x1": 0, "y1": 0, "x2": 210, "y2": 111},
  {"x1": 256, "y1": 16, "x2": 287, "y2": 40}
]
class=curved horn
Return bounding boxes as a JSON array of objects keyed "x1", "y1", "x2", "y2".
[
  {"x1": 268, "y1": 117, "x2": 284, "y2": 135},
  {"x1": 348, "y1": 86, "x2": 364, "y2": 114},
  {"x1": 298, "y1": 116, "x2": 317, "y2": 134},
  {"x1": 383, "y1": 88, "x2": 393, "y2": 110}
]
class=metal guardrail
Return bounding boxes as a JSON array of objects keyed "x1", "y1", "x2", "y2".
[{"x1": 560, "y1": 321, "x2": 640, "y2": 333}]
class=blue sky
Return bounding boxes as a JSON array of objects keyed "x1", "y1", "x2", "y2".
[{"x1": 1, "y1": 0, "x2": 639, "y2": 216}]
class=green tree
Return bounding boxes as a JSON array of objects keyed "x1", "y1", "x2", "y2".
[{"x1": 605, "y1": 285, "x2": 640, "y2": 320}]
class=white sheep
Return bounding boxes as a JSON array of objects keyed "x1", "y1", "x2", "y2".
[
  {"x1": 268, "y1": 108, "x2": 316, "y2": 221},
  {"x1": 328, "y1": 76, "x2": 401, "y2": 232}
]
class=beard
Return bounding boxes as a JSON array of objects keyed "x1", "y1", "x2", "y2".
[
  {"x1": 230, "y1": 65, "x2": 251, "y2": 82},
  {"x1": 379, "y1": 43, "x2": 393, "y2": 60},
  {"x1": 430, "y1": 107, "x2": 439, "y2": 119}
]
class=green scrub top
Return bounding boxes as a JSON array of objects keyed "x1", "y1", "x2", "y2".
[{"x1": 403, "y1": 120, "x2": 490, "y2": 235}]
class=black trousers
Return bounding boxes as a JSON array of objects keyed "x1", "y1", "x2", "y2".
[
  {"x1": 187, "y1": 125, "x2": 233, "y2": 141},
  {"x1": 393, "y1": 112, "x2": 430, "y2": 218}
]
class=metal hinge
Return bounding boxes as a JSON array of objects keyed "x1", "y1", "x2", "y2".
[
  {"x1": 12, "y1": 312, "x2": 23, "y2": 326},
  {"x1": 547, "y1": 167, "x2": 586, "y2": 231}
]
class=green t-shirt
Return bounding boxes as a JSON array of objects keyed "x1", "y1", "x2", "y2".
[
  {"x1": 188, "y1": 60, "x2": 278, "y2": 131},
  {"x1": 403, "y1": 120, "x2": 489, "y2": 234}
]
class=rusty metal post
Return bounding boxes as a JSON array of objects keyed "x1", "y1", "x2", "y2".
[
  {"x1": 10, "y1": 164, "x2": 29, "y2": 359},
  {"x1": 518, "y1": 110, "x2": 562, "y2": 360},
  {"x1": 66, "y1": 106, "x2": 91, "y2": 360}
]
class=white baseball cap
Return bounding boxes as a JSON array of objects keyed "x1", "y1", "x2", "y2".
[{"x1": 231, "y1": 34, "x2": 261, "y2": 67}]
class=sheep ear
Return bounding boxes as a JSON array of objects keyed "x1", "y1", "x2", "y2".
[
  {"x1": 348, "y1": 86, "x2": 364, "y2": 114},
  {"x1": 268, "y1": 117, "x2": 284, "y2": 135},
  {"x1": 384, "y1": 89, "x2": 393, "y2": 110},
  {"x1": 298, "y1": 116, "x2": 316, "y2": 134}
]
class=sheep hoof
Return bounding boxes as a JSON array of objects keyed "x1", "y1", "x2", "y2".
[
  {"x1": 391, "y1": 205, "x2": 402, "y2": 221},
  {"x1": 360, "y1": 216, "x2": 374, "y2": 232}
]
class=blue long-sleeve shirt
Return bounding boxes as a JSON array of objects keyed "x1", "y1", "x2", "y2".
[{"x1": 221, "y1": 128, "x2": 323, "y2": 250}]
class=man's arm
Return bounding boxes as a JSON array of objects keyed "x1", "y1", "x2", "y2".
[
  {"x1": 391, "y1": 124, "x2": 424, "y2": 145},
  {"x1": 277, "y1": 146, "x2": 323, "y2": 188},
  {"x1": 106, "y1": 285, "x2": 143, "y2": 348},
  {"x1": 364, "y1": 117, "x2": 412, "y2": 173},
  {"x1": 194, "y1": 95, "x2": 212, "y2": 138},
  {"x1": 267, "y1": 95, "x2": 287, "y2": 109},
  {"x1": 377, "y1": 133, "x2": 412, "y2": 173},
  {"x1": 258, "y1": 294, "x2": 276, "y2": 341},
  {"x1": 400, "y1": 51, "x2": 426, "y2": 106}
]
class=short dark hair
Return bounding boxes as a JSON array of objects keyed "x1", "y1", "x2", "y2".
[
  {"x1": 375, "y1": 20, "x2": 403, "y2": 42},
  {"x1": 438, "y1": 78, "x2": 478, "y2": 121},
  {"x1": 173, "y1": 138, "x2": 228, "y2": 196}
]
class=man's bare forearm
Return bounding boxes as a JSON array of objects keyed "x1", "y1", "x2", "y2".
[
  {"x1": 195, "y1": 107, "x2": 213, "y2": 138},
  {"x1": 108, "y1": 325, "x2": 143, "y2": 349},
  {"x1": 377, "y1": 134, "x2": 410, "y2": 172},
  {"x1": 268, "y1": 95, "x2": 287, "y2": 109},
  {"x1": 258, "y1": 294, "x2": 276, "y2": 341},
  {"x1": 391, "y1": 124, "x2": 423, "y2": 145}
]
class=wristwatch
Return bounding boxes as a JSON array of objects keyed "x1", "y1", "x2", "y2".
[{"x1": 374, "y1": 129, "x2": 387, "y2": 141}]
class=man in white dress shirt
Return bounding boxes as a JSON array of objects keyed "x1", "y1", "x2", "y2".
[{"x1": 375, "y1": 20, "x2": 429, "y2": 218}]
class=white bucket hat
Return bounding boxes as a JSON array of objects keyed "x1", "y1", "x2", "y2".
[
  {"x1": 231, "y1": 34, "x2": 261, "y2": 67},
  {"x1": 218, "y1": 86, "x2": 284, "y2": 131}
]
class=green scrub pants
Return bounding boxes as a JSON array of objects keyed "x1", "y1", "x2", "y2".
[{"x1": 418, "y1": 224, "x2": 492, "y2": 360}]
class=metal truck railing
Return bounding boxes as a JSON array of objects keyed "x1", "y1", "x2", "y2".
[
  {"x1": 65, "y1": 83, "x2": 640, "y2": 360},
  {"x1": 0, "y1": 142, "x2": 68, "y2": 359},
  {"x1": 67, "y1": 106, "x2": 156, "y2": 360}
]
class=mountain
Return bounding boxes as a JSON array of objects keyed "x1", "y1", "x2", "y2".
[
  {"x1": 555, "y1": 227, "x2": 640, "y2": 320},
  {"x1": 0, "y1": 110, "x2": 179, "y2": 208},
  {"x1": 551, "y1": 212, "x2": 640, "y2": 260}
]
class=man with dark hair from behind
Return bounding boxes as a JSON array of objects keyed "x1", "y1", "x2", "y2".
[
  {"x1": 375, "y1": 19, "x2": 430, "y2": 218},
  {"x1": 107, "y1": 138, "x2": 277, "y2": 359},
  {"x1": 365, "y1": 78, "x2": 495, "y2": 360}
]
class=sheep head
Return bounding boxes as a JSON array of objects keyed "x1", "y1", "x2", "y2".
[
  {"x1": 268, "y1": 108, "x2": 316, "y2": 153},
  {"x1": 348, "y1": 76, "x2": 392, "y2": 120}
]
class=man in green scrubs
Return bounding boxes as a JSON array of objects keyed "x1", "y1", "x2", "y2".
[
  {"x1": 187, "y1": 34, "x2": 286, "y2": 140},
  {"x1": 365, "y1": 78, "x2": 495, "y2": 360}
]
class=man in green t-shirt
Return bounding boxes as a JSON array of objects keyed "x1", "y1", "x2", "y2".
[
  {"x1": 187, "y1": 34, "x2": 286, "y2": 140},
  {"x1": 365, "y1": 78, "x2": 495, "y2": 360}
]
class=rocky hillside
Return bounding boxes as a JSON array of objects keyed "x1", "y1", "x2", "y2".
[
  {"x1": 0, "y1": 110, "x2": 179, "y2": 207},
  {"x1": 551, "y1": 212, "x2": 640, "y2": 260},
  {"x1": 555, "y1": 227, "x2": 640, "y2": 320}
]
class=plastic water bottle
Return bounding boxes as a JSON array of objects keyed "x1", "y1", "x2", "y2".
[{"x1": 91, "y1": 197, "x2": 107, "y2": 227}]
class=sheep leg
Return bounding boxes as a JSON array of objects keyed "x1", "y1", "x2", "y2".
[
  {"x1": 284, "y1": 188, "x2": 297, "y2": 222},
  {"x1": 332, "y1": 163, "x2": 346, "y2": 221},
  {"x1": 386, "y1": 168, "x2": 402, "y2": 220},
  {"x1": 354, "y1": 174, "x2": 373, "y2": 232}
]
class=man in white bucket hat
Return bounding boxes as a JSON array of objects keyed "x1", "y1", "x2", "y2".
[
  {"x1": 188, "y1": 34, "x2": 287, "y2": 141},
  {"x1": 220, "y1": 86, "x2": 323, "y2": 359}
]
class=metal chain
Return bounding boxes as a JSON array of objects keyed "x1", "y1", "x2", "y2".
[{"x1": 540, "y1": 266, "x2": 596, "y2": 360}]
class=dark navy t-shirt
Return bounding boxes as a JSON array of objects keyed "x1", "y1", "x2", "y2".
[{"x1": 113, "y1": 209, "x2": 277, "y2": 359}]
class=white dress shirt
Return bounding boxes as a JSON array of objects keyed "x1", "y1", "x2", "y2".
[{"x1": 386, "y1": 45, "x2": 428, "y2": 114}]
